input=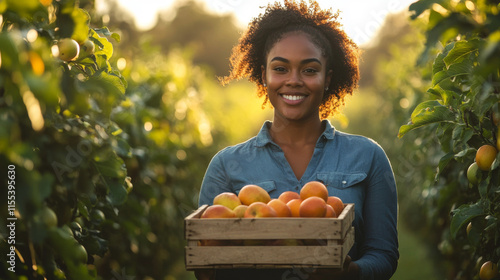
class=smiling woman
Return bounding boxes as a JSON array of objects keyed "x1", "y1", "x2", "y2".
[
  {"x1": 197, "y1": 1, "x2": 399, "y2": 279},
  {"x1": 263, "y1": 33, "x2": 331, "y2": 125}
]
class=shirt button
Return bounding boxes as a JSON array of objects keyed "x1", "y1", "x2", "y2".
[
  {"x1": 295, "y1": 186, "x2": 299, "y2": 190},
  {"x1": 342, "y1": 180, "x2": 347, "y2": 185}
]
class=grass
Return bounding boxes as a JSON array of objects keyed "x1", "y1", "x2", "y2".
[{"x1": 392, "y1": 223, "x2": 446, "y2": 279}]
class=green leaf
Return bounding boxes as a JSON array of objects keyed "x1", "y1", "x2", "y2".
[
  {"x1": 437, "y1": 122, "x2": 454, "y2": 153},
  {"x1": 432, "y1": 42, "x2": 455, "y2": 75},
  {"x1": 435, "y1": 152, "x2": 455, "y2": 180},
  {"x1": 429, "y1": 86, "x2": 460, "y2": 106},
  {"x1": 398, "y1": 100, "x2": 455, "y2": 138},
  {"x1": 454, "y1": 147, "x2": 475, "y2": 160},
  {"x1": 467, "y1": 219, "x2": 482, "y2": 246},
  {"x1": 95, "y1": 71, "x2": 126, "y2": 95},
  {"x1": 452, "y1": 125, "x2": 475, "y2": 152},
  {"x1": 419, "y1": 13, "x2": 477, "y2": 65},
  {"x1": 107, "y1": 179, "x2": 128, "y2": 206},
  {"x1": 432, "y1": 59, "x2": 472, "y2": 86},
  {"x1": 77, "y1": 200, "x2": 90, "y2": 220},
  {"x1": 93, "y1": 149, "x2": 126, "y2": 178},
  {"x1": 443, "y1": 39, "x2": 480, "y2": 68},
  {"x1": 113, "y1": 138, "x2": 132, "y2": 158},
  {"x1": 0, "y1": 32, "x2": 20, "y2": 71},
  {"x1": 71, "y1": 8, "x2": 90, "y2": 44},
  {"x1": 111, "y1": 33, "x2": 121, "y2": 43},
  {"x1": 94, "y1": 35, "x2": 113, "y2": 60},
  {"x1": 478, "y1": 175, "x2": 489, "y2": 198},
  {"x1": 450, "y1": 202, "x2": 486, "y2": 239},
  {"x1": 409, "y1": 0, "x2": 445, "y2": 19}
]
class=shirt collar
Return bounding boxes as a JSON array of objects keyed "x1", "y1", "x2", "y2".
[{"x1": 255, "y1": 120, "x2": 335, "y2": 147}]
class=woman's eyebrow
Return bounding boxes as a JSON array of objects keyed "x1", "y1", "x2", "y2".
[{"x1": 270, "y1": 57, "x2": 322, "y2": 65}]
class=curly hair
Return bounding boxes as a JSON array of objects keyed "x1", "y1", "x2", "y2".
[{"x1": 220, "y1": 0, "x2": 360, "y2": 119}]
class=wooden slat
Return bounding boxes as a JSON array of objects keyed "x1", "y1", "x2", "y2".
[
  {"x1": 185, "y1": 203, "x2": 354, "y2": 240},
  {"x1": 342, "y1": 227, "x2": 355, "y2": 255},
  {"x1": 185, "y1": 227, "x2": 355, "y2": 270},
  {"x1": 185, "y1": 204, "x2": 209, "y2": 219},
  {"x1": 340, "y1": 204, "x2": 355, "y2": 239},
  {"x1": 185, "y1": 245, "x2": 342, "y2": 267}
]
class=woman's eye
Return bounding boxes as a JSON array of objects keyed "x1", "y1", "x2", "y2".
[
  {"x1": 273, "y1": 66, "x2": 286, "y2": 72},
  {"x1": 304, "y1": 68, "x2": 318, "y2": 73}
]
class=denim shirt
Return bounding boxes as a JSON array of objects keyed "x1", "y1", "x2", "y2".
[{"x1": 199, "y1": 120, "x2": 399, "y2": 280}]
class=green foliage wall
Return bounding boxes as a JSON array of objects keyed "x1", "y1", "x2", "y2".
[
  {"x1": 398, "y1": 0, "x2": 500, "y2": 278},
  {"x1": 0, "y1": 1, "x2": 222, "y2": 279}
]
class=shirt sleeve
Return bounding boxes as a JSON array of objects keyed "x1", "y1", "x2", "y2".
[
  {"x1": 355, "y1": 144, "x2": 399, "y2": 280},
  {"x1": 198, "y1": 151, "x2": 233, "y2": 207}
]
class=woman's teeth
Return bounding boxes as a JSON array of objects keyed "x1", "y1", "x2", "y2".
[{"x1": 282, "y1": 95, "x2": 305, "y2": 101}]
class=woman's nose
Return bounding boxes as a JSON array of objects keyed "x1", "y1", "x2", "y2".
[{"x1": 286, "y1": 70, "x2": 303, "y2": 87}]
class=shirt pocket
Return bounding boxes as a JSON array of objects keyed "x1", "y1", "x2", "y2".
[
  {"x1": 235, "y1": 181, "x2": 277, "y2": 195},
  {"x1": 316, "y1": 172, "x2": 367, "y2": 189}
]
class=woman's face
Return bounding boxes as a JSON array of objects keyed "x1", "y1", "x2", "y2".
[{"x1": 262, "y1": 32, "x2": 331, "y2": 123}]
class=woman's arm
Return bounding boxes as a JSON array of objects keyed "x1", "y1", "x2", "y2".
[{"x1": 354, "y1": 145, "x2": 399, "y2": 280}]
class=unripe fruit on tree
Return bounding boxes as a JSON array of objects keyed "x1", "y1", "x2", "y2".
[
  {"x1": 90, "y1": 209, "x2": 105, "y2": 225},
  {"x1": 79, "y1": 39, "x2": 95, "y2": 58},
  {"x1": 475, "y1": 145, "x2": 498, "y2": 171},
  {"x1": 72, "y1": 243, "x2": 88, "y2": 264},
  {"x1": 467, "y1": 162, "x2": 480, "y2": 185},
  {"x1": 35, "y1": 206, "x2": 58, "y2": 228},
  {"x1": 479, "y1": 261, "x2": 499, "y2": 280},
  {"x1": 57, "y1": 38, "x2": 80, "y2": 61}
]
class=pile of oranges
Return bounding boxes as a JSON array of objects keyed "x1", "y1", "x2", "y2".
[{"x1": 201, "y1": 181, "x2": 344, "y2": 219}]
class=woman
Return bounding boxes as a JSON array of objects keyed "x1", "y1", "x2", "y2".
[{"x1": 197, "y1": 1, "x2": 399, "y2": 279}]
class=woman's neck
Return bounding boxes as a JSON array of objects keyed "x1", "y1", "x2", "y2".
[{"x1": 269, "y1": 117, "x2": 324, "y2": 146}]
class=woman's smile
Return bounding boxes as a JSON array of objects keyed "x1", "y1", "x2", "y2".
[{"x1": 281, "y1": 94, "x2": 307, "y2": 103}]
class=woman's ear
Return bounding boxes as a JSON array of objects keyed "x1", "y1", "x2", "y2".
[
  {"x1": 261, "y1": 65, "x2": 267, "y2": 86},
  {"x1": 325, "y1": 69, "x2": 333, "y2": 90}
]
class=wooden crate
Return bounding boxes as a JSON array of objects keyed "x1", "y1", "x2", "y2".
[{"x1": 185, "y1": 203, "x2": 355, "y2": 270}]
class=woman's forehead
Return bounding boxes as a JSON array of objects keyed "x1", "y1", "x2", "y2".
[{"x1": 266, "y1": 32, "x2": 325, "y2": 62}]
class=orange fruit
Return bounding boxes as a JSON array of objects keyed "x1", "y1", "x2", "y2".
[
  {"x1": 286, "y1": 198, "x2": 302, "y2": 217},
  {"x1": 213, "y1": 192, "x2": 241, "y2": 210},
  {"x1": 480, "y1": 261, "x2": 499, "y2": 280},
  {"x1": 233, "y1": 205, "x2": 248, "y2": 218},
  {"x1": 299, "y1": 196, "x2": 327, "y2": 217},
  {"x1": 238, "y1": 184, "x2": 271, "y2": 205},
  {"x1": 300, "y1": 181, "x2": 328, "y2": 202},
  {"x1": 278, "y1": 191, "x2": 301, "y2": 204},
  {"x1": 268, "y1": 199, "x2": 292, "y2": 217},
  {"x1": 476, "y1": 145, "x2": 498, "y2": 171},
  {"x1": 244, "y1": 202, "x2": 277, "y2": 218},
  {"x1": 326, "y1": 196, "x2": 344, "y2": 217},
  {"x1": 201, "y1": 205, "x2": 236, "y2": 218},
  {"x1": 325, "y1": 204, "x2": 336, "y2": 218}
]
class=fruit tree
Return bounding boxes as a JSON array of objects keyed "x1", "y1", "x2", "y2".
[
  {"x1": 398, "y1": 0, "x2": 500, "y2": 278},
  {"x1": 0, "y1": 0, "x2": 219, "y2": 279}
]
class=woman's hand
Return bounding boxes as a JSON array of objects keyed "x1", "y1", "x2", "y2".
[
  {"x1": 194, "y1": 269, "x2": 215, "y2": 280},
  {"x1": 308, "y1": 256, "x2": 360, "y2": 280}
]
